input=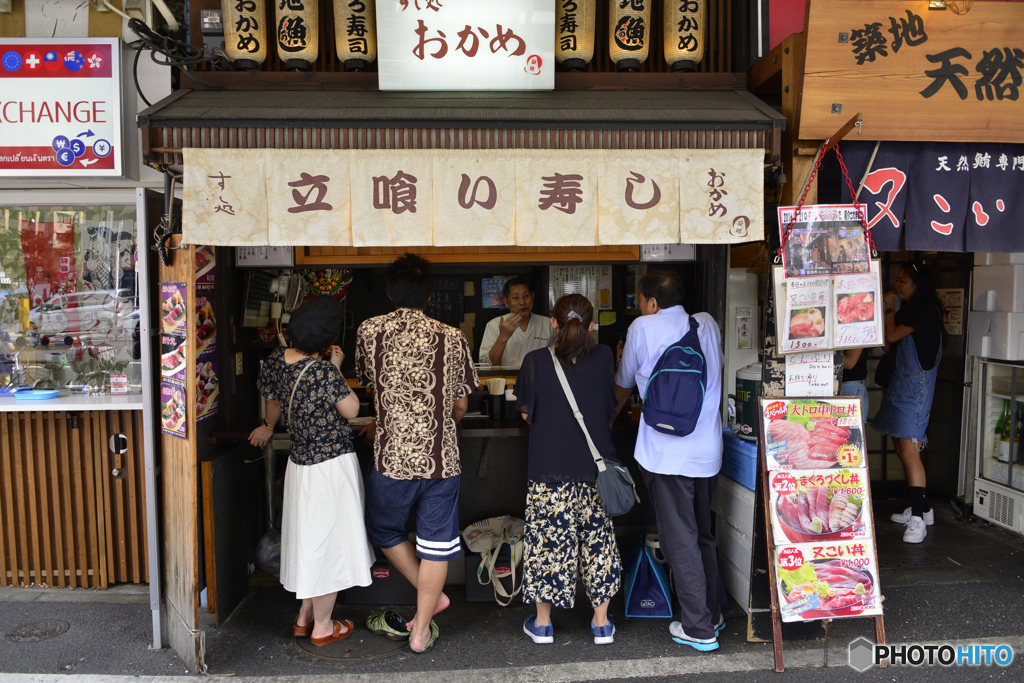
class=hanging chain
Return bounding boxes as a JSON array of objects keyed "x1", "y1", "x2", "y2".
[{"x1": 834, "y1": 146, "x2": 876, "y2": 258}]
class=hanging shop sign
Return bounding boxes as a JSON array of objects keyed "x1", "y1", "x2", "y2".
[
  {"x1": 801, "y1": 0, "x2": 1024, "y2": 142},
  {"x1": 0, "y1": 38, "x2": 122, "y2": 177},
  {"x1": 375, "y1": 0, "x2": 555, "y2": 90},
  {"x1": 182, "y1": 147, "x2": 764, "y2": 248},
  {"x1": 841, "y1": 141, "x2": 1024, "y2": 253},
  {"x1": 759, "y1": 397, "x2": 884, "y2": 624}
]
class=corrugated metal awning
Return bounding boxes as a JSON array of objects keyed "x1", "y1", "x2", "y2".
[{"x1": 139, "y1": 90, "x2": 785, "y2": 168}]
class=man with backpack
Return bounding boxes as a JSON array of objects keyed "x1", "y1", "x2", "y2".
[{"x1": 614, "y1": 270, "x2": 725, "y2": 652}]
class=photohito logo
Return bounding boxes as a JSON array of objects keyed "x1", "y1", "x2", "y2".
[{"x1": 848, "y1": 637, "x2": 1015, "y2": 671}]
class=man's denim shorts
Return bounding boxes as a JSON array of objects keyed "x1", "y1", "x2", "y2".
[{"x1": 365, "y1": 468, "x2": 462, "y2": 562}]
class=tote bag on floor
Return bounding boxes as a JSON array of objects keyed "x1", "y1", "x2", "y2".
[{"x1": 624, "y1": 534, "x2": 674, "y2": 618}]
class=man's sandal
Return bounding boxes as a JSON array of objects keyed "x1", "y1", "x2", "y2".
[
  {"x1": 310, "y1": 619, "x2": 355, "y2": 647},
  {"x1": 409, "y1": 620, "x2": 439, "y2": 654},
  {"x1": 367, "y1": 610, "x2": 410, "y2": 641}
]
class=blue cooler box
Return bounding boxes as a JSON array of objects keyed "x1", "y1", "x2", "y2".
[{"x1": 721, "y1": 429, "x2": 757, "y2": 491}]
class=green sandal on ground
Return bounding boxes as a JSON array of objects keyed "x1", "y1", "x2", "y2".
[
  {"x1": 366, "y1": 611, "x2": 410, "y2": 641},
  {"x1": 409, "y1": 620, "x2": 439, "y2": 654}
]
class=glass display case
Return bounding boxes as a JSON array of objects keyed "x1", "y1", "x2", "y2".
[
  {"x1": 0, "y1": 204, "x2": 141, "y2": 393},
  {"x1": 975, "y1": 359, "x2": 1024, "y2": 493}
]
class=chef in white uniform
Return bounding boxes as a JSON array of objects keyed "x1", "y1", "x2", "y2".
[{"x1": 479, "y1": 277, "x2": 555, "y2": 368}]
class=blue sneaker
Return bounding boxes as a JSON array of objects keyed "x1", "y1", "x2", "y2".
[
  {"x1": 523, "y1": 615, "x2": 554, "y2": 644},
  {"x1": 714, "y1": 615, "x2": 726, "y2": 636},
  {"x1": 669, "y1": 621, "x2": 719, "y2": 651},
  {"x1": 591, "y1": 620, "x2": 615, "y2": 645}
]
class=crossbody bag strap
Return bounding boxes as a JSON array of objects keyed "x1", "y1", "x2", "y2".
[
  {"x1": 286, "y1": 359, "x2": 316, "y2": 429},
  {"x1": 548, "y1": 348, "x2": 606, "y2": 473}
]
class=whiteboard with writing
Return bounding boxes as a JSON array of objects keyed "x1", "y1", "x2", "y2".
[{"x1": 784, "y1": 352, "x2": 835, "y2": 397}]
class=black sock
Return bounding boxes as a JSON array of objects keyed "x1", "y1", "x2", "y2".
[{"x1": 909, "y1": 487, "x2": 929, "y2": 519}]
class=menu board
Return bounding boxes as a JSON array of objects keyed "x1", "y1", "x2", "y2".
[
  {"x1": 772, "y1": 263, "x2": 884, "y2": 355},
  {"x1": 763, "y1": 398, "x2": 865, "y2": 470},
  {"x1": 760, "y1": 396, "x2": 882, "y2": 624},
  {"x1": 768, "y1": 469, "x2": 873, "y2": 544},
  {"x1": 775, "y1": 542, "x2": 883, "y2": 622}
]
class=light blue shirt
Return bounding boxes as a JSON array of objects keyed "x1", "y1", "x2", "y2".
[{"x1": 615, "y1": 305, "x2": 723, "y2": 478}]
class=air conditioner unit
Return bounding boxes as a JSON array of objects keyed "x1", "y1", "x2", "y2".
[{"x1": 974, "y1": 480, "x2": 1024, "y2": 535}]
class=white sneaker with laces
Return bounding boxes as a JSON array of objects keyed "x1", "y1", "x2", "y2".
[
  {"x1": 891, "y1": 506, "x2": 934, "y2": 526},
  {"x1": 903, "y1": 516, "x2": 928, "y2": 543}
]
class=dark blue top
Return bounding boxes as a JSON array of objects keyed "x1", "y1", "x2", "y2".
[{"x1": 516, "y1": 344, "x2": 618, "y2": 484}]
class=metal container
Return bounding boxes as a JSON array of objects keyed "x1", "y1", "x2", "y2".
[{"x1": 734, "y1": 363, "x2": 762, "y2": 441}]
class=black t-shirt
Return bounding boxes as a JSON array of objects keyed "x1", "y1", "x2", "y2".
[
  {"x1": 516, "y1": 344, "x2": 618, "y2": 484},
  {"x1": 842, "y1": 349, "x2": 869, "y2": 383},
  {"x1": 896, "y1": 302, "x2": 943, "y2": 372}
]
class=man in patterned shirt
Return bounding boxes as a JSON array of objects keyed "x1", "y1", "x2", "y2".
[{"x1": 356, "y1": 253, "x2": 479, "y2": 653}]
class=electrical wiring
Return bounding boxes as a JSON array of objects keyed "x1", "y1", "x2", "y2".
[
  {"x1": 96, "y1": 0, "x2": 131, "y2": 21},
  {"x1": 151, "y1": 0, "x2": 179, "y2": 33}
]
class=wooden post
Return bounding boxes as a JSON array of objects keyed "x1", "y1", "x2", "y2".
[{"x1": 159, "y1": 236, "x2": 204, "y2": 672}]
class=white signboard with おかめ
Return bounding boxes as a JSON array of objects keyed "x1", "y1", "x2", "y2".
[
  {"x1": 375, "y1": 0, "x2": 555, "y2": 91},
  {"x1": 0, "y1": 38, "x2": 122, "y2": 177}
]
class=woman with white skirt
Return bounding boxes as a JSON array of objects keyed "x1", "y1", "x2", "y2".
[{"x1": 250, "y1": 296, "x2": 374, "y2": 647}]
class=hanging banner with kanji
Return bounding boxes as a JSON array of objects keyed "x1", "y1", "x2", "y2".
[
  {"x1": 181, "y1": 148, "x2": 765, "y2": 248},
  {"x1": 598, "y1": 150, "x2": 679, "y2": 246},
  {"x1": 840, "y1": 141, "x2": 1024, "y2": 252},
  {"x1": 267, "y1": 149, "x2": 352, "y2": 247},
  {"x1": 801, "y1": 0, "x2": 1024, "y2": 143}
]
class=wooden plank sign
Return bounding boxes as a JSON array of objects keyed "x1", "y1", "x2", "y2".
[{"x1": 800, "y1": 0, "x2": 1024, "y2": 142}]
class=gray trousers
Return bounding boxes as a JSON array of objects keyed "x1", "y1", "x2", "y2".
[{"x1": 639, "y1": 464, "x2": 722, "y2": 640}]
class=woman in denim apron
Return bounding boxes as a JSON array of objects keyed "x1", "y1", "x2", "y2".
[{"x1": 871, "y1": 263, "x2": 943, "y2": 544}]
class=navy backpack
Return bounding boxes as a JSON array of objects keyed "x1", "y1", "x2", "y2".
[{"x1": 642, "y1": 316, "x2": 707, "y2": 436}]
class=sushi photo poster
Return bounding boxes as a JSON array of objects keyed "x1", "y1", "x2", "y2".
[
  {"x1": 775, "y1": 542, "x2": 883, "y2": 622},
  {"x1": 160, "y1": 379, "x2": 187, "y2": 440},
  {"x1": 769, "y1": 469, "x2": 873, "y2": 545},
  {"x1": 833, "y1": 265, "x2": 884, "y2": 349},
  {"x1": 160, "y1": 282, "x2": 187, "y2": 334},
  {"x1": 762, "y1": 398, "x2": 866, "y2": 470}
]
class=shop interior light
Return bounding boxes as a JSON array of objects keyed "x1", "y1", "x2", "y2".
[
  {"x1": 608, "y1": 0, "x2": 652, "y2": 72},
  {"x1": 222, "y1": 0, "x2": 267, "y2": 70},
  {"x1": 275, "y1": 0, "x2": 319, "y2": 71},
  {"x1": 333, "y1": 0, "x2": 376, "y2": 72},
  {"x1": 663, "y1": 0, "x2": 705, "y2": 72},
  {"x1": 556, "y1": 0, "x2": 596, "y2": 72},
  {"x1": 0, "y1": 0, "x2": 13, "y2": 14},
  {"x1": 928, "y1": 0, "x2": 947, "y2": 9}
]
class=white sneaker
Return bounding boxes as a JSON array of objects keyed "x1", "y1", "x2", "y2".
[
  {"x1": 891, "y1": 506, "x2": 934, "y2": 526},
  {"x1": 903, "y1": 516, "x2": 928, "y2": 544},
  {"x1": 669, "y1": 621, "x2": 719, "y2": 651}
]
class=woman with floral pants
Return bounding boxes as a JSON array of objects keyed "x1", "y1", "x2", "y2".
[{"x1": 515, "y1": 294, "x2": 622, "y2": 645}]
